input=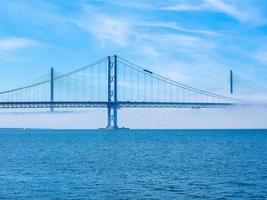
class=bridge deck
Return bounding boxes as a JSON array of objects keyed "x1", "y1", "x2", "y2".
[{"x1": 0, "y1": 101, "x2": 235, "y2": 109}]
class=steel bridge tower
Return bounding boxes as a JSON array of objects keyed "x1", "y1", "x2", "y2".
[
  {"x1": 50, "y1": 67, "x2": 54, "y2": 112},
  {"x1": 107, "y1": 55, "x2": 118, "y2": 129},
  {"x1": 230, "y1": 70, "x2": 233, "y2": 94}
]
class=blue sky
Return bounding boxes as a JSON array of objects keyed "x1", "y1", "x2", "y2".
[{"x1": 0, "y1": 0, "x2": 267, "y2": 99}]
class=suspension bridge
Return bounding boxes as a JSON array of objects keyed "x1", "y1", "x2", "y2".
[{"x1": 0, "y1": 55, "x2": 239, "y2": 129}]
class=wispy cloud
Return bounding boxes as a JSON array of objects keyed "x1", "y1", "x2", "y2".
[
  {"x1": 140, "y1": 33, "x2": 216, "y2": 54},
  {"x1": 73, "y1": 4, "x2": 218, "y2": 54},
  {"x1": 139, "y1": 21, "x2": 219, "y2": 36},
  {"x1": 205, "y1": 0, "x2": 265, "y2": 25},
  {"x1": 73, "y1": 6, "x2": 133, "y2": 46},
  {"x1": 0, "y1": 38, "x2": 38, "y2": 52},
  {"x1": 163, "y1": 0, "x2": 266, "y2": 25},
  {"x1": 253, "y1": 49, "x2": 267, "y2": 65},
  {"x1": 104, "y1": 0, "x2": 156, "y2": 9},
  {"x1": 138, "y1": 45, "x2": 160, "y2": 59},
  {"x1": 163, "y1": 2, "x2": 209, "y2": 11},
  {"x1": 0, "y1": 38, "x2": 40, "y2": 62}
]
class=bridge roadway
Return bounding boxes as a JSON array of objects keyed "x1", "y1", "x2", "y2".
[{"x1": 0, "y1": 101, "x2": 235, "y2": 109}]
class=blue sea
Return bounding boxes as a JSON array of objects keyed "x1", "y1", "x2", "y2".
[{"x1": 0, "y1": 129, "x2": 266, "y2": 199}]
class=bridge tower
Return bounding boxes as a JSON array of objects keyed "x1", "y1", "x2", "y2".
[
  {"x1": 230, "y1": 70, "x2": 233, "y2": 94},
  {"x1": 107, "y1": 55, "x2": 118, "y2": 129},
  {"x1": 50, "y1": 67, "x2": 54, "y2": 112}
]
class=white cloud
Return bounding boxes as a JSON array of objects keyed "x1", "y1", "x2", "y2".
[
  {"x1": 74, "y1": 5, "x2": 220, "y2": 50},
  {"x1": 139, "y1": 45, "x2": 160, "y2": 59},
  {"x1": 253, "y1": 49, "x2": 267, "y2": 65},
  {"x1": 0, "y1": 38, "x2": 38, "y2": 52},
  {"x1": 105, "y1": 0, "x2": 155, "y2": 9},
  {"x1": 163, "y1": 3, "x2": 208, "y2": 11},
  {"x1": 0, "y1": 0, "x2": 67, "y2": 25},
  {"x1": 0, "y1": 38, "x2": 40, "y2": 62},
  {"x1": 74, "y1": 7, "x2": 133, "y2": 46},
  {"x1": 140, "y1": 33, "x2": 216, "y2": 54},
  {"x1": 205, "y1": 0, "x2": 253, "y2": 24},
  {"x1": 140, "y1": 21, "x2": 219, "y2": 36},
  {"x1": 163, "y1": 0, "x2": 266, "y2": 25}
]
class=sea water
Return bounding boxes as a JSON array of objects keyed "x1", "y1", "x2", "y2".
[{"x1": 0, "y1": 129, "x2": 266, "y2": 199}]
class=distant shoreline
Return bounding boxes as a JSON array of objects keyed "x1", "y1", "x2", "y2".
[{"x1": 0, "y1": 128, "x2": 266, "y2": 131}]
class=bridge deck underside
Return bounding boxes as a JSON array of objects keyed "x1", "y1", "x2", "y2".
[{"x1": 0, "y1": 101, "x2": 235, "y2": 109}]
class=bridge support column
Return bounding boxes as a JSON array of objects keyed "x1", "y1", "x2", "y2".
[
  {"x1": 230, "y1": 70, "x2": 233, "y2": 94},
  {"x1": 106, "y1": 55, "x2": 118, "y2": 129},
  {"x1": 50, "y1": 67, "x2": 54, "y2": 112}
]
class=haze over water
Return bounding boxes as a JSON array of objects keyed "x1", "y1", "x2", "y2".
[{"x1": 0, "y1": 129, "x2": 266, "y2": 199}]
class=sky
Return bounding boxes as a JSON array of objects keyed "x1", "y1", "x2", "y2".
[{"x1": 0, "y1": 0, "x2": 267, "y2": 128}]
